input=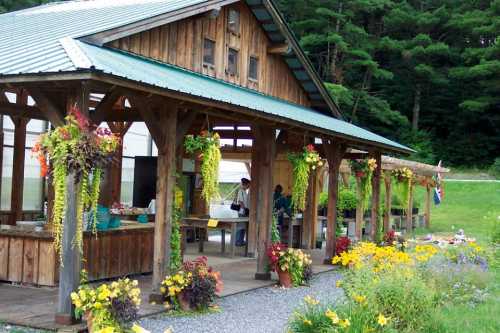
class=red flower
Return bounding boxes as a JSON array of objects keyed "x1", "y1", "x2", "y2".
[
  {"x1": 306, "y1": 144, "x2": 315, "y2": 152},
  {"x1": 355, "y1": 171, "x2": 365, "y2": 178},
  {"x1": 69, "y1": 106, "x2": 89, "y2": 130},
  {"x1": 335, "y1": 236, "x2": 351, "y2": 256}
]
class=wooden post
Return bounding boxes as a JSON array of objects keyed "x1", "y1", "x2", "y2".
[
  {"x1": 141, "y1": 105, "x2": 178, "y2": 301},
  {"x1": 370, "y1": 152, "x2": 382, "y2": 241},
  {"x1": 9, "y1": 116, "x2": 28, "y2": 225},
  {"x1": 55, "y1": 86, "x2": 88, "y2": 325},
  {"x1": 355, "y1": 177, "x2": 363, "y2": 240},
  {"x1": 254, "y1": 126, "x2": 275, "y2": 280},
  {"x1": 341, "y1": 172, "x2": 350, "y2": 188},
  {"x1": 425, "y1": 178, "x2": 431, "y2": 228},
  {"x1": 247, "y1": 127, "x2": 261, "y2": 257},
  {"x1": 302, "y1": 172, "x2": 314, "y2": 249},
  {"x1": 323, "y1": 140, "x2": 345, "y2": 263},
  {"x1": 405, "y1": 181, "x2": 414, "y2": 233},
  {"x1": 383, "y1": 171, "x2": 392, "y2": 232},
  {"x1": 107, "y1": 122, "x2": 132, "y2": 205},
  {"x1": 55, "y1": 172, "x2": 81, "y2": 325}
]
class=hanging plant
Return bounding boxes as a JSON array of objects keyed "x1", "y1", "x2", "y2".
[
  {"x1": 288, "y1": 144, "x2": 324, "y2": 212},
  {"x1": 349, "y1": 158, "x2": 377, "y2": 212},
  {"x1": 184, "y1": 131, "x2": 221, "y2": 205},
  {"x1": 271, "y1": 212, "x2": 281, "y2": 244},
  {"x1": 32, "y1": 107, "x2": 119, "y2": 263},
  {"x1": 170, "y1": 186, "x2": 183, "y2": 271},
  {"x1": 392, "y1": 167, "x2": 414, "y2": 210}
]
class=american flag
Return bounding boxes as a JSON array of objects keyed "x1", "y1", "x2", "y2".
[{"x1": 434, "y1": 161, "x2": 444, "y2": 205}]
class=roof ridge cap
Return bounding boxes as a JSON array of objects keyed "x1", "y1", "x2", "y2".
[{"x1": 59, "y1": 37, "x2": 92, "y2": 69}]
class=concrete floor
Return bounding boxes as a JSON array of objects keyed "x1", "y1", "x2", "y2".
[{"x1": 0, "y1": 239, "x2": 334, "y2": 331}]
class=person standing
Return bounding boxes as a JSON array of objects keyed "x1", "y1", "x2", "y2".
[{"x1": 235, "y1": 178, "x2": 250, "y2": 246}]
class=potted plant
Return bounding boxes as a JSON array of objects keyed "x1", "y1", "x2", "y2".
[
  {"x1": 267, "y1": 243, "x2": 313, "y2": 288},
  {"x1": 161, "y1": 256, "x2": 223, "y2": 312},
  {"x1": 71, "y1": 271, "x2": 143, "y2": 332}
]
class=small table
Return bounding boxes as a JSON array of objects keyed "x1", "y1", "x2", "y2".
[{"x1": 181, "y1": 217, "x2": 249, "y2": 258}]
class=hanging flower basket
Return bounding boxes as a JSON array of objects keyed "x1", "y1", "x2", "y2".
[
  {"x1": 184, "y1": 131, "x2": 221, "y2": 205},
  {"x1": 32, "y1": 107, "x2": 119, "y2": 262},
  {"x1": 392, "y1": 167, "x2": 414, "y2": 210},
  {"x1": 349, "y1": 158, "x2": 377, "y2": 213},
  {"x1": 288, "y1": 144, "x2": 324, "y2": 212}
]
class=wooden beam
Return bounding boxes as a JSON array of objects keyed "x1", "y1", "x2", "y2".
[
  {"x1": 267, "y1": 43, "x2": 290, "y2": 55},
  {"x1": 91, "y1": 86, "x2": 124, "y2": 125},
  {"x1": 150, "y1": 106, "x2": 178, "y2": 297},
  {"x1": 9, "y1": 115, "x2": 29, "y2": 225},
  {"x1": 406, "y1": 182, "x2": 414, "y2": 233},
  {"x1": 0, "y1": 102, "x2": 47, "y2": 120},
  {"x1": 323, "y1": 140, "x2": 346, "y2": 263},
  {"x1": 26, "y1": 87, "x2": 65, "y2": 126},
  {"x1": 370, "y1": 151, "x2": 382, "y2": 241},
  {"x1": 255, "y1": 126, "x2": 275, "y2": 280},
  {"x1": 175, "y1": 110, "x2": 198, "y2": 148},
  {"x1": 343, "y1": 153, "x2": 367, "y2": 160},
  {"x1": 247, "y1": 127, "x2": 261, "y2": 257},
  {"x1": 383, "y1": 171, "x2": 392, "y2": 232},
  {"x1": 355, "y1": 177, "x2": 363, "y2": 240}
]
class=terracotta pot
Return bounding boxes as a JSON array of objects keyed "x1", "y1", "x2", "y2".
[
  {"x1": 277, "y1": 268, "x2": 293, "y2": 288},
  {"x1": 177, "y1": 291, "x2": 191, "y2": 311},
  {"x1": 83, "y1": 311, "x2": 93, "y2": 333}
]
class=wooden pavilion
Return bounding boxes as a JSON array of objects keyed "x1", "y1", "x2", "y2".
[{"x1": 0, "y1": 0, "x2": 414, "y2": 326}]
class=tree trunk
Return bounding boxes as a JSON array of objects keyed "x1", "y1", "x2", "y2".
[
  {"x1": 330, "y1": 2, "x2": 343, "y2": 83},
  {"x1": 412, "y1": 84, "x2": 421, "y2": 130}
]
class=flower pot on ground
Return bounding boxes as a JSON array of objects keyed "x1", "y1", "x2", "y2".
[
  {"x1": 161, "y1": 256, "x2": 223, "y2": 312},
  {"x1": 277, "y1": 268, "x2": 293, "y2": 288},
  {"x1": 267, "y1": 243, "x2": 313, "y2": 287}
]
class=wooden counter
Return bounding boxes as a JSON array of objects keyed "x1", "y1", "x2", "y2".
[{"x1": 0, "y1": 222, "x2": 154, "y2": 286}]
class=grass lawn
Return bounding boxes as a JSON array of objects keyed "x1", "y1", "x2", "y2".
[{"x1": 413, "y1": 181, "x2": 500, "y2": 333}]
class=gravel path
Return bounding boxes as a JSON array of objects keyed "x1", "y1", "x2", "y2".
[{"x1": 140, "y1": 270, "x2": 343, "y2": 333}]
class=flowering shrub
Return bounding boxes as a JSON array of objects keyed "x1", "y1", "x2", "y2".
[
  {"x1": 382, "y1": 229, "x2": 396, "y2": 245},
  {"x1": 32, "y1": 108, "x2": 119, "y2": 262},
  {"x1": 335, "y1": 236, "x2": 351, "y2": 256},
  {"x1": 71, "y1": 271, "x2": 142, "y2": 333},
  {"x1": 267, "y1": 243, "x2": 313, "y2": 286},
  {"x1": 184, "y1": 131, "x2": 221, "y2": 204},
  {"x1": 288, "y1": 145, "x2": 324, "y2": 211},
  {"x1": 161, "y1": 256, "x2": 222, "y2": 311}
]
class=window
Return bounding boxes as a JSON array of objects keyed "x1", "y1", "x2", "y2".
[
  {"x1": 203, "y1": 38, "x2": 215, "y2": 66},
  {"x1": 227, "y1": 48, "x2": 239, "y2": 75},
  {"x1": 228, "y1": 8, "x2": 240, "y2": 33},
  {"x1": 248, "y1": 56, "x2": 259, "y2": 81}
]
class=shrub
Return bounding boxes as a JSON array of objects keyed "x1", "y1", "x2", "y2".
[
  {"x1": 335, "y1": 236, "x2": 351, "y2": 256},
  {"x1": 489, "y1": 157, "x2": 500, "y2": 179}
]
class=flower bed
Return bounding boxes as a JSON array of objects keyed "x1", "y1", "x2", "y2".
[
  {"x1": 160, "y1": 256, "x2": 223, "y2": 312},
  {"x1": 267, "y1": 243, "x2": 312, "y2": 287},
  {"x1": 289, "y1": 239, "x2": 494, "y2": 332}
]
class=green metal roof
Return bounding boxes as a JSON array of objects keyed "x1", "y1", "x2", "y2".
[{"x1": 74, "y1": 42, "x2": 412, "y2": 153}]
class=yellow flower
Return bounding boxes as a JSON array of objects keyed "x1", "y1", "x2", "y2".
[
  {"x1": 304, "y1": 295, "x2": 319, "y2": 306},
  {"x1": 131, "y1": 323, "x2": 151, "y2": 333},
  {"x1": 96, "y1": 327, "x2": 115, "y2": 333},
  {"x1": 164, "y1": 327, "x2": 174, "y2": 333},
  {"x1": 339, "y1": 319, "x2": 350, "y2": 328},
  {"x1": 353, "y1": 294, "x2": 366, "y2": 304},
  {"x1": 94, "y1": 302, "x2": 102, "y2": 309},
  {"x1": 377, "y1": 313, "x2": 388, "y2": 326},
  {"x1": 325, "y1": 309, "x2": 339, "y2": 324},
  {"x1": 303, "y1": 319, "x2": 312, "y2": 326},
  {"x1": 335, "y1": 280, "x2": 342, "y2": 288}
]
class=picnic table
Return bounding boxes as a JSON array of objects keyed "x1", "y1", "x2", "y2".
[{"x1": 181, "y1": 217, "x2": 249, "y2": 258}]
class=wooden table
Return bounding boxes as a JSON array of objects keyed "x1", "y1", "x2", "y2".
[{"x1": 181, "y1": 217, "x2": 249, "y2": 258}]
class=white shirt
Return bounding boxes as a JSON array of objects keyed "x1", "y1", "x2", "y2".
[{"x1": 237, "y1": 188, "x2": 249, "y2": 209}]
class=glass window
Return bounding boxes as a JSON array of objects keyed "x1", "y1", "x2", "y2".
[
  {"x1": 23, "y1": 148, "x2": 43, "y2": 210},
  {"x1": 203, "y1": 39, "x2": 215, "y2": 66},
  {"x1": 248, "y1": 56, "x2": 259, "y2": 81},
  {"x1": 1, "y1": 146, "x2": 13, "y2": 210},
  {"x1": 120, "y1": 157, "x2": 135, "y2": 206},
  {"x1": 227, "y1": 48, "x2": 239, "y2": 76},
  {"x1": 228, "y1": 9, "x2": 240, "y2": 33},
  {"x1": 123, "y1": 122, "x2": 149, "y2": 157}
]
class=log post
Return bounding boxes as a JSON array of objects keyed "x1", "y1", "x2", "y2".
[
  {"x1": 55, "y1": 86, "x2": 88, "y2": 325},
  {"x1": 9, "y1": 116, "x2": 28, "y2": 225},
  {"x1": 140, "y1": 101, "x2": 178, "y2": 296},
  {"x1": 370, "y1": 151, "x2": 382, "y2": 241},
  {"x1": 107, "y1": 122, "x2": 132, "y2": 205},
  {"x1": 247, "y1": 127, "x2": 261, "y2": 257},
  {"x1": 405, "y1": 181, "x2": 414, "y2": 233},
  {"x1": 254, "y1": 126, "x2": 275, "y2": 280},
  {"x1": 383, "y1": 171, "x2": 392, "y2": 232},
  {"x1": 355, "y1": 177, "x2": 363, "y2": 240},
  {"x1": 323, "y1": 140, "x2": 345, "y2": 263},
  {"x1": 302, "y1": 172, "x2": 315, "y2": 249},
  {"x1": 425, "y1": 178, "x2": 431, "y2": 228}
]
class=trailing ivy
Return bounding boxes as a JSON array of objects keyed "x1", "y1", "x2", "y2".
[
  {"x1": 271, "y1": 213, "x2": 281, "y2": 244},
  {"x1": 32, "y1": 107, "x2": 119, "y2": 265},
  {"x1": 288, "y1": 144, "x2": 324, "y2": 212},
  {"x1": 170, "y1": 186, "x2": 183, "y2": 271},
  {"x1": 184, "y1": 131, "x2": 221, "y2": 205}
]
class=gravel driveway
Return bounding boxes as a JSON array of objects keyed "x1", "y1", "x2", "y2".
[{"x1": 140, "y1": 270, "x2": 343, "y2": 333}]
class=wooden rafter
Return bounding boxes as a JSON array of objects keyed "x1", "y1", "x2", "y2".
[
  {"x1": 26, "y1": 87, "x2": 65, "y2": 126},
  {"x1": 91, "y1": 86, "x2": 124, "y2": 124}
]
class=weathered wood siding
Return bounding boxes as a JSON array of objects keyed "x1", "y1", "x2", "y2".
[{"x1": 107, "y1": 2, "x2": 310, "y2": 106}]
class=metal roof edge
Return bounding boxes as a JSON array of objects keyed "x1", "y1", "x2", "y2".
[
  {"x1": 262, "y1": 0, "x2": 343, "y2": 119},
  {"x1": 59, "y1": 37, "x2": 92, "y2": 69}
]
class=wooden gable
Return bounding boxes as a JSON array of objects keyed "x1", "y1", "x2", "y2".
[{"x1": 106, "y1": 1, "x2": 310, "y2": 107}]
